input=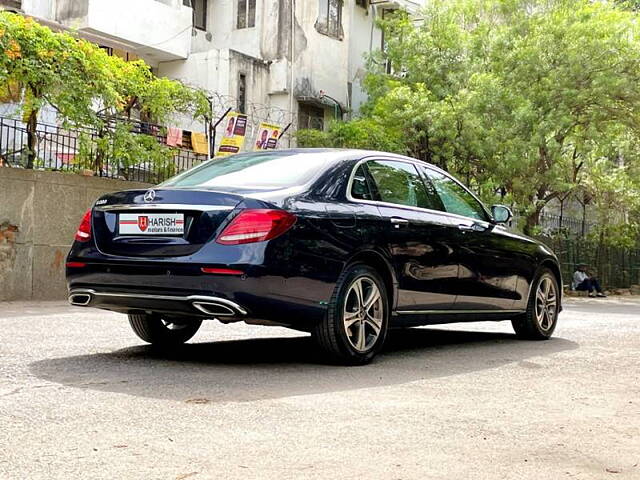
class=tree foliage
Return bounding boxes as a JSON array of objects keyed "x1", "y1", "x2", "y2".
[
  {"x1": 323, "y1": 0, "x2": 640, "y2": 242},
  {"x1": 0, "y1": 11, "x2": 209, "y2": 171},
  {"x1": 297, "y1": 118, "x2": 406, "y2": 153}
]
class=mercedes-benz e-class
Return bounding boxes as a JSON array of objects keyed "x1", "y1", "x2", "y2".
[{"x1": 66, "y1": 149, "x2": 562, "y2": 364}]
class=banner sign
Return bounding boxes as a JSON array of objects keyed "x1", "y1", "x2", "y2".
[
  {"x1": 253, "y1": 122, "x2": 282, "y2": 151},
  {"x1": 217, "y1": 112, "x2": 248, "y2": 157}
]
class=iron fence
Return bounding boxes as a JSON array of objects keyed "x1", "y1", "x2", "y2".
[
  {"x1": 512, "y1": 210, "x2": 597, "y2": 237},
  {"x1": 537, "y1": 236, "x2": 640, "y2": 289},
  {"x1": 0, "y1": 116, "x2": 206, "y2": 183},
  {"x1": 538, "y1": 212, "x2": 596, "y2": 236}
]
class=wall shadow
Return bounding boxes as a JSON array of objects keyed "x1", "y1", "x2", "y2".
[{"x1": 29, "y1": 327, "x2": 578, "y2": 403}]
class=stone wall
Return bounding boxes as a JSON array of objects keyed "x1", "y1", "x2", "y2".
[{"x1": 0, "y1": 168, "x2": 150, "y2": 301}]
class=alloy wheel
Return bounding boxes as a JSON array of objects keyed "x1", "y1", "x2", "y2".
[
  {"x1": 343, "y1": 276, "x2": 384, "y2": 352},
  {"x1": 535, "y1": 276, "x2": 557, "y2": 332}
]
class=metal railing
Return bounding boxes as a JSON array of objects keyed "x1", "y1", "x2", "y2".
[
  {"x1": 537, "y1": 236, "x2": 640, "y2": 289},
  {"x1": 0, "y1": 116, "x2": 207, "y2": 183},
  {"x1": 538, "y1": 212, "x2": 596, "y2": 236}
]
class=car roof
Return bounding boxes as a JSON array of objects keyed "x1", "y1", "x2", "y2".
[{"x1": 262, "y1": 148, "x2": 444, "y2": 172}]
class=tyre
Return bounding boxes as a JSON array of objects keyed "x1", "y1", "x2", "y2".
[
  {"x1": 512, "y1": 268, "x2": 560, "y2": 340},
  {"x1": 128, "y1": 313, "x2": 202, "y2": 347},
  {"x1": 312, "y1": 263, "x2": 389, "y2": 365}
]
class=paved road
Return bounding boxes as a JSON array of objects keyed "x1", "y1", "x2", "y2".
[{"x1": 1, "y1": 298, "x2": 639, "y2": 480}]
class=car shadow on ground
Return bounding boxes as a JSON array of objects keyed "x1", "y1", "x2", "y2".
[{"x1": 29, "y1": 327, "x2": 578, "y2": 403}]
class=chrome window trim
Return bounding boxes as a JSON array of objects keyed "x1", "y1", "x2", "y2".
[
  {"x1": 95, "y1": 204, "x2": 234, "y2": 212},
  {"x1": 345, "y1": 157, "x2": 494, "y2": 225}
]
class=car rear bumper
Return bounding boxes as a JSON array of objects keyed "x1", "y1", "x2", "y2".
[
  {"x1": 66, "y1": 262, "x2": 331, "y2": 328},
  {"x1": 68, "y1": 288, "x2": 248, "y2": 318}
]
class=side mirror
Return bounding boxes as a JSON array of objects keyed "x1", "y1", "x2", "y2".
[{"x1": 491, "y1": 205, "x2": 513, "y2": 225}]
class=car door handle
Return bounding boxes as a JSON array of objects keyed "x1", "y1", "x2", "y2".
[
  {"x1": 390, "y1": 217, "x2": 410, "y2": 228},
  {"x1": 458, "y1": 223, "x2": 486, "y2": 233}
]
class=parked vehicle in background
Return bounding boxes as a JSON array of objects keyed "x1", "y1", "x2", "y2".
[{"x1": 66, "y1": 149, "x2": 562, "y2": 365}]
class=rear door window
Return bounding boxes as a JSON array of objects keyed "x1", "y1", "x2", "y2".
[
  {"x1": 365, "y1": 160, "x2": 442, "y2": 210},
  {"x1": 350, "y1": 164, "x2": 375, "y2": 200}
]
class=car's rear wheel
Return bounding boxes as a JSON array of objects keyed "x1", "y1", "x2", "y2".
[
  {"x1": 512, "y1": 268, "x2": 559, "y2": 340},
  {"x1": 128, "y1": 313, "x2": 202, "y2": 347},
  {"x1": 312, "y1": 264, "x2": 389, "y2": 365}
]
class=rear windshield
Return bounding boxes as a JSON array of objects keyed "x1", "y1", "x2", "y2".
[{"x1": 159, "y1": 151, "x2": 330, "y2": 189}]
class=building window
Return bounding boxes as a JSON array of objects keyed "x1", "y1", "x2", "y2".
[
  {"x1": 237, "y1": 0, "x2": 256, "y2": 29},
  {"x1": 381, "y1": 8, "x2": 395, "y2": 73},
  {"x1": 298, "y1": 104, "x2": 325, "y2": 131},
  {"x1": 185, "y1": 0, "x2": 207, "y2": 30},
  {"x1": 238, "y1": 74, "x2": 247, "y2": 114},
  {"x1": 316, "y1": 0, "x2": 343, "y2": 39}
]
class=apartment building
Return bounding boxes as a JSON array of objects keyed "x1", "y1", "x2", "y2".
[{"x1": 7, "y1": 0, "x2": 423, "y2": 148}]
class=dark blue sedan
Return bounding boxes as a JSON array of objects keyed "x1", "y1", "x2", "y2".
[{"x1": 66, "y1": 149, "x2": 562, "y2": 364}]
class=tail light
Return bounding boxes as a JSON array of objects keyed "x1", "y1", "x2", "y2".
[
  {"x1": 75, "y1": 209, "x2": 92, "y2": 242},
  {"x1": 216, "y1": 209, "x2": 296, "y2": 245}
]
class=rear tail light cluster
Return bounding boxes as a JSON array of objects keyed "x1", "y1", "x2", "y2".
[
  {"x1": 75, "y1": 209, "x2": 92, "y2": 242},
  {"x1": 216, "y1": 209, "x2": 296, "y2": 245}
]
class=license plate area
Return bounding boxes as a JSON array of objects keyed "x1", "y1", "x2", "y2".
[{"x1": 118, "y1": 213, "x2": 185, "y2": 236}]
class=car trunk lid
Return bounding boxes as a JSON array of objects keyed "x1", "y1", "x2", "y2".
[{"x1": 92, "y1": 188, "x2": 242, "y2": 257}]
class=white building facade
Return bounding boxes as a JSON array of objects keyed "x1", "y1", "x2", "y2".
[{"x1": 7, "y1": 0, "x2": 424, "y2": 150}]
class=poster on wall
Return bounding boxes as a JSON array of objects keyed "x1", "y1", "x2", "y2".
[
  {"x1": 216, "y1": 112, "x2": 248, "y2": 157},
  {"x1": 253, "y1": 122, "x2": 282, "y2": 151}
]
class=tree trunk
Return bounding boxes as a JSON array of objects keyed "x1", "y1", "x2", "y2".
[
  {"x1": 25, "y1": 108, "x2": 38, "y2": 169},
  {"x1": 523, "y1": 205, "x2": 543, "y2": 236}
]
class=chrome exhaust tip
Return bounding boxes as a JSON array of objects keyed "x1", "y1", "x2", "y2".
[
  {"x1": 69, "y1": 293, "x2": 91, "y2": 306},
  {"x1": 192, "y1": 301, "x2": 237, "y2": 317}
]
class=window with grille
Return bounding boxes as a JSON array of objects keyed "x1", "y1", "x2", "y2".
[
  {"x1": 316, "y1": 0, "x2": 343, "y2": 39},
  {"x1": 238, "y1": 74, "x2": 247, "y2": 114},
  {"x1": 298, "y1": 104, "x2": 325, "y2": 131},
  {"x1": 237, "y1": 0, "x2": 256, "y2": 29},
  {"x1": 184, "y1": 0, "x2": 207, "y2": 30}
]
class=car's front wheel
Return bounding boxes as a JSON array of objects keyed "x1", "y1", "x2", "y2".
[
  {"x1": 312, "y1": 264, "x2": 389, "y2": 365},
  {"x1": 512, "y1": 268, "x2": 559, "y2": 340},
  {"x1": 128, "y1": 313, "x2": 202, "y2": 347}
]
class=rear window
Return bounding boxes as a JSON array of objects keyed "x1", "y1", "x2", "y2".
[{"x1": 160, "y1": 151, "x2": 330, "y2": 189}]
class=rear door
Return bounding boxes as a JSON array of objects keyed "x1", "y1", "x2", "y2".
[
  {"x1": 421, "y1": 167, "x2": 520, "y2": 310},
  {"x1": 359, "y1": 159, "x2": 459, "y2": 311}
]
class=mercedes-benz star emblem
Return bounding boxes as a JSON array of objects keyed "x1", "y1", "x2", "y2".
[{"x1": 143, "y1": 189, "x2": 156, "y2": 202}]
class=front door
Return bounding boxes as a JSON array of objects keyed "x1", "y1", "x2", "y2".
[{"x1": 422, "y1": 167, "x2": 520, "y2": 310}]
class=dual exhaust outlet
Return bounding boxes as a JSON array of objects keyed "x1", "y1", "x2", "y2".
[
  {"x1": 68, "y1": 290, "x2": 246, "y2": 318},
  {"x1": 69, "y1": 292, "x2": 91, "y2": 306}
]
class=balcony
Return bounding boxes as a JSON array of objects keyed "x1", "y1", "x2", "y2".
[{"x1": 55, "y1": 0, "x2": 192, "y2": 61}]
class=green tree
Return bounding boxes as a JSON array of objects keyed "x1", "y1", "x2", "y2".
[
  {"x1": 354, "y1": 0, "x2": 640, "y2": 235},
  {"x1": 0, "y1": 11, "x2": 208, "y2": 171},
  {"x1": 297, "y1": 118, "x2": 405, "y2": 153}
]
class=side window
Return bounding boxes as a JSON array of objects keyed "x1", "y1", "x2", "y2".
[
  {"x1": 350, "y1": 164, "x2": 374, "y2": 200},
  {"x1": 366, "y1": 160, "x2": 441, "y2": 210},
  {"x1": 423, "y1": 169, "x2": 488, "y2": 221}
]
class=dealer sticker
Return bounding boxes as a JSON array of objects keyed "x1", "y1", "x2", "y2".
[{"x1": 119, "y1": 213, "x2": 184, "y2": 235}]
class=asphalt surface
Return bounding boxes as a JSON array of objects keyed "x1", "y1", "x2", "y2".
[{"x1": 1, "y1": 298, "x2": 639, "y2": 480}]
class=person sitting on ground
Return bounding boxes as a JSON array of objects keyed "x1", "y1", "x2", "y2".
[{"x1": 572, "y1": 263, "x2": 606, "y2": 297}]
